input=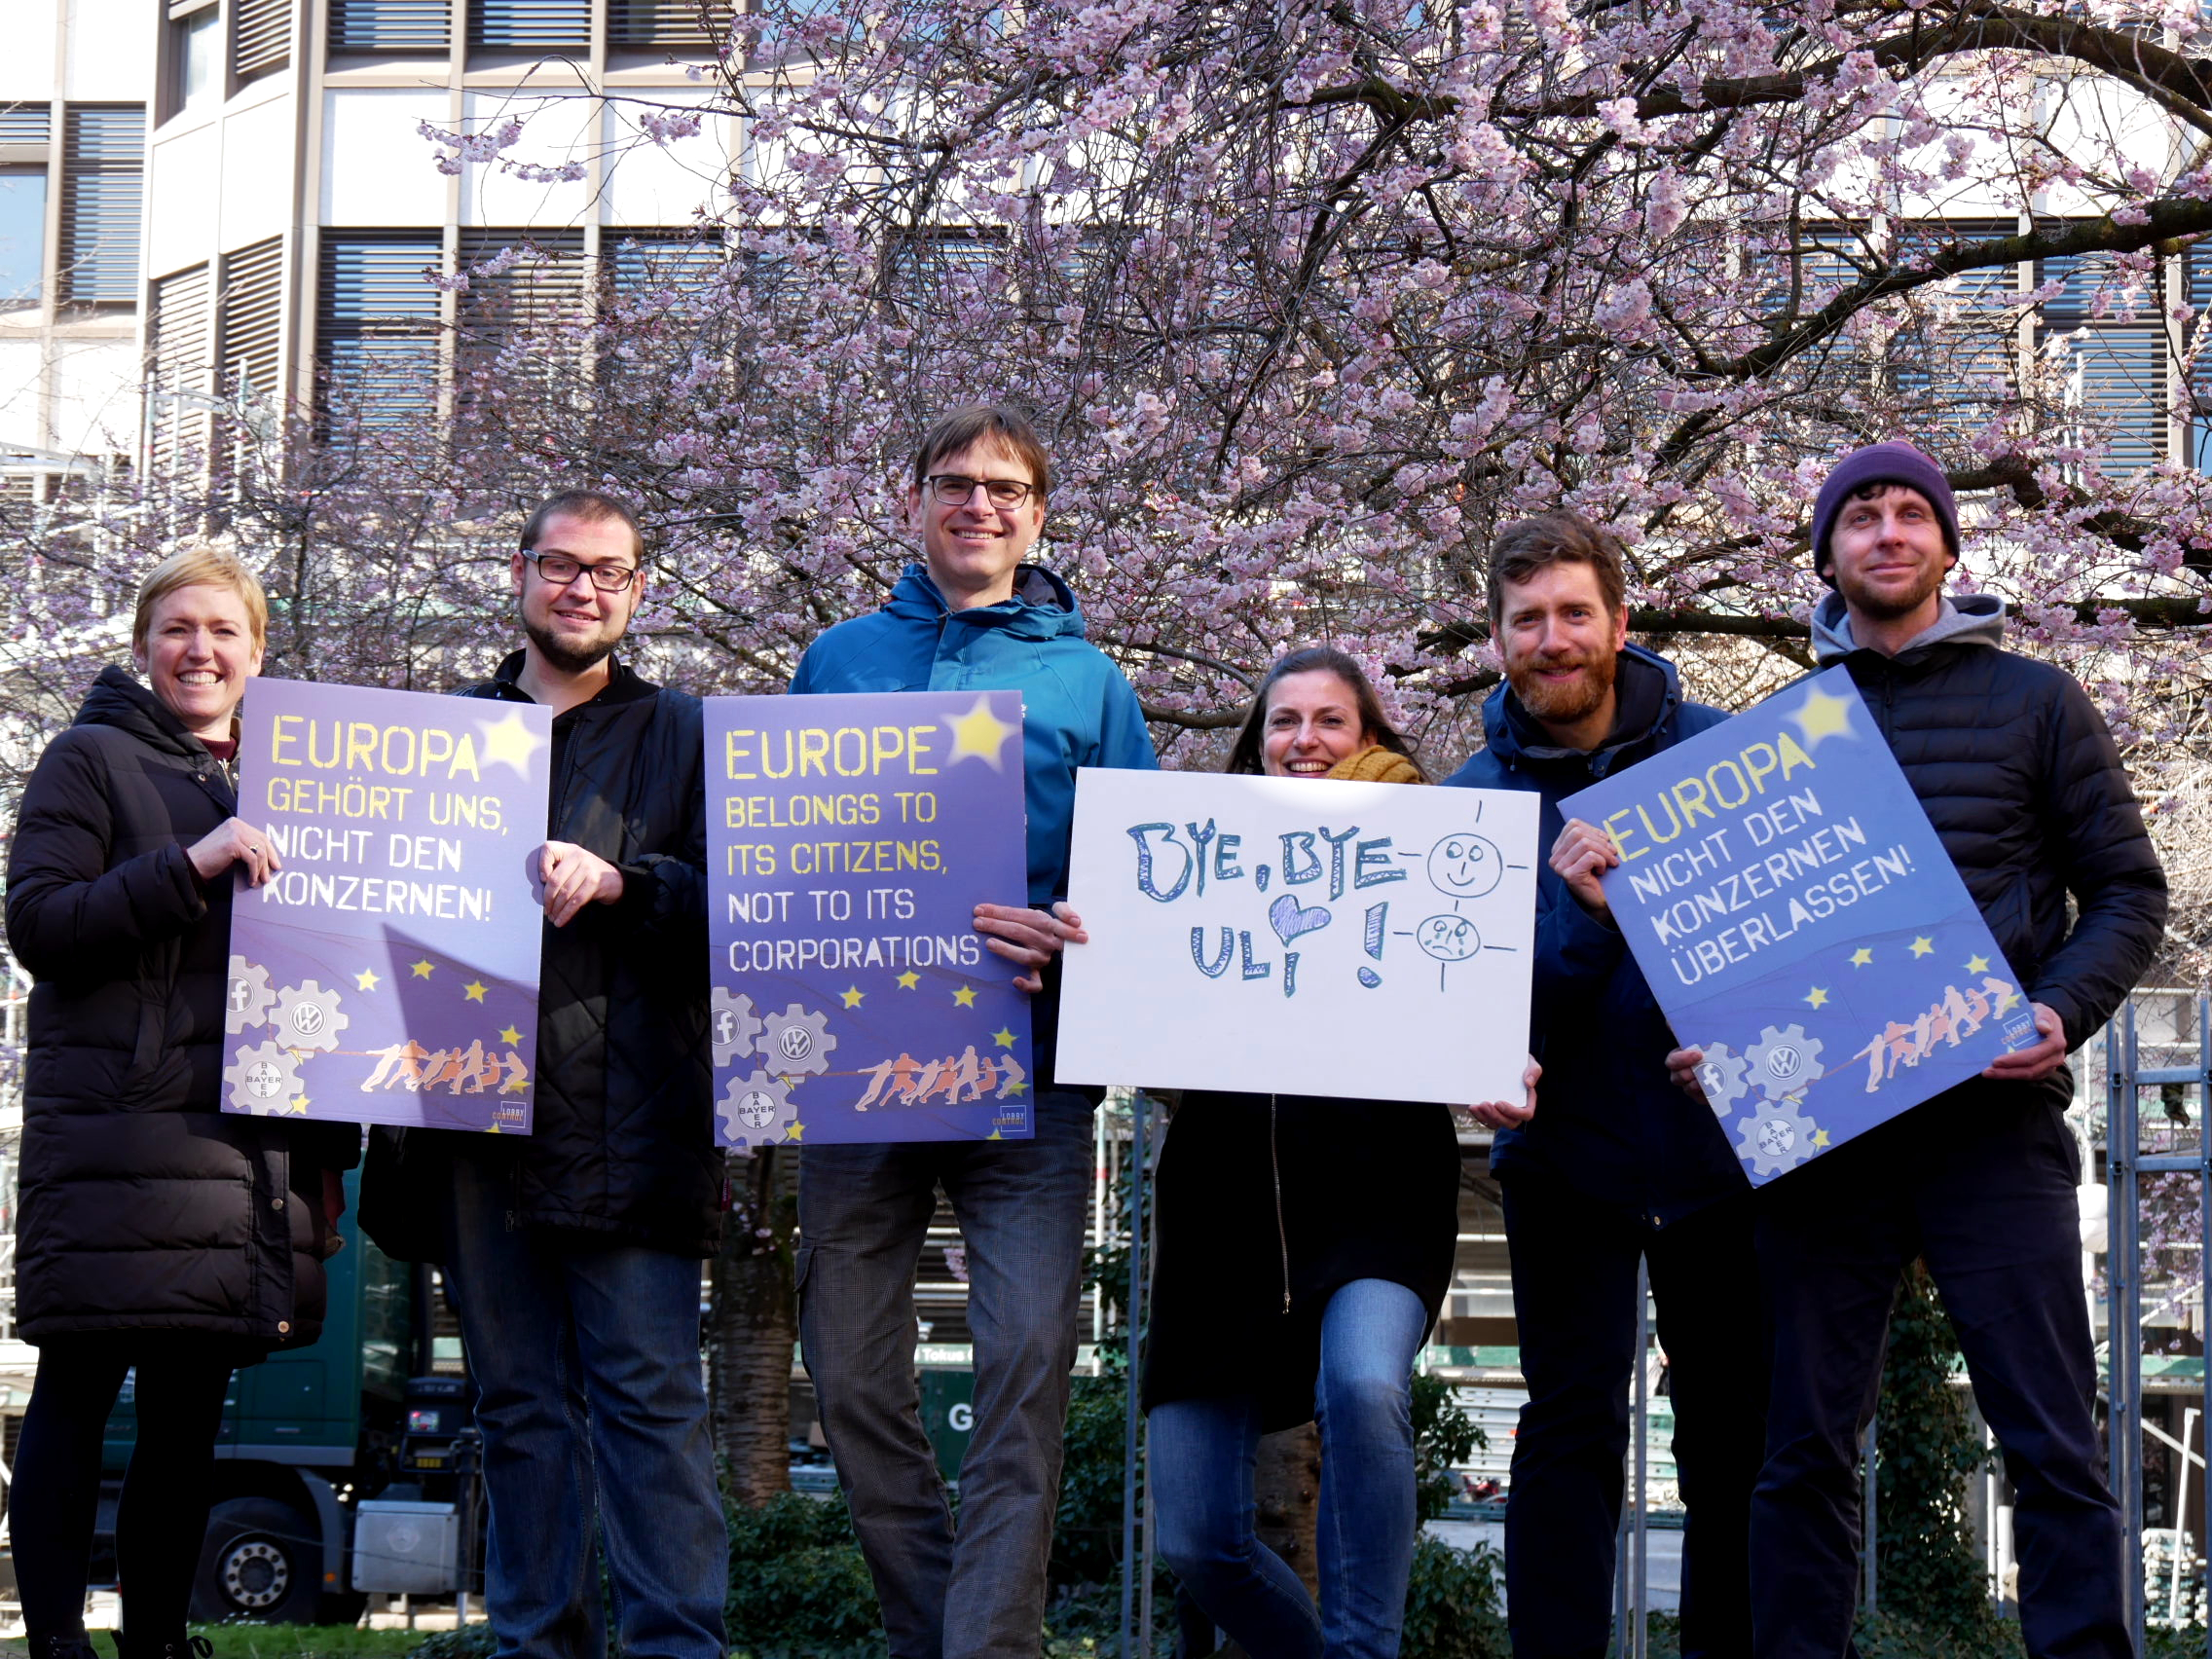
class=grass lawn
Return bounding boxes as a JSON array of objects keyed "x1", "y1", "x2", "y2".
[{"x1": 184, "y1": 1630, "x2": 427, "y2": 1659}]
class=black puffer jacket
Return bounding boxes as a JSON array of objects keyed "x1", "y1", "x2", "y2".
[
  {"x1": 1810, "y1": 593, "x2": 2166, "y2": 1061},
  {"x1": 6, "y1": 668, "x2": 355, "y2": 1346},
  {"x1": 447, "y1": 654, "x2": 719, "y2": 1257}
]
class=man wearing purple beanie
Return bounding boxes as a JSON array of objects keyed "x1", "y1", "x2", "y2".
[{"x1": 1677, "y1": 441, "x2": 2165, "y2": 1657}]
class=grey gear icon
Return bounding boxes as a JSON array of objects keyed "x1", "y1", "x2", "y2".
[
  {"x1": 718, "y1": 1068, "x2": 796, "y2": 1148},
  {"x1": 274, "y1": 980, "x2": 350, "y2": 1052},
  {"x1": 1734, "y1": 1097, "x2": 1822, "y2": 1180},
  {"x1": 711, "y1": 987, "x2": 763, "y2": 1069},
  {"x1": 760, "y1": 1004, "x2": 836, "y2": 1077},
  {"x1": 224, "y1": 1040, "x2": 304, "y2": 1116},
  {"x1": 1744, "y1": 1022, "x2": 1825, "y2": 1101},
  {"x1": 225, "y1": 956, "x2": 276, "y2": 1035},
  {"x1": 1690, "y1": 1042, "x2": 1751, "y2": 1118}
]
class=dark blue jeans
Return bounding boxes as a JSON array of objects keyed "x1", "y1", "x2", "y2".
[
  {"x1": 1500, "y1": 1170, "x2": 1765, "y2": 1659},
  {"x1": 1149, "y1": 1278, "x2": 1431, "y2": 1659},
  {"x1": 442, "y1": 1152, "x2": 727, "y2": 1659},
  {"x1": 1751, "y1": 1094, "x2": 2125, "y2": 1659},
  {"x1": 797, "y1": 1088, "x2": 1096, "y2": 1659}
]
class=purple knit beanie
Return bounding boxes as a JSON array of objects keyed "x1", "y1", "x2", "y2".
[{"x1": 1808, "y1": 442, "x2": 1960, "y2": 584}]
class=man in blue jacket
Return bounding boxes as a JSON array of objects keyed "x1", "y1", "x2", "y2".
[
  {"x1": 1445, "y1": 512, "x2": 1762, "y2": 1658},
  {"x1": 790, "y1": 405, "x2": 1158, "y2": 1659}
]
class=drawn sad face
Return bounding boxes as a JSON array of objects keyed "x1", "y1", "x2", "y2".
[
  {"x1": 1427, "y1": 833, "x2": 1503, "y2": 899},
  {"x1": 1416, "y1": 914, "x2": 1481, "y2": 961}
]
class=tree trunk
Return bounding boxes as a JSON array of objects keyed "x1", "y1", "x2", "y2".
[{"x1": 708, "y1": 1145, "x2": 797, "y2": 1507}]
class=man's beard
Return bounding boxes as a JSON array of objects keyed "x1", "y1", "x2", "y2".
[
  {"x1": 525, "y1": 612, "x2": 620, "y2": 675},
  {"x1": 1838, "y1": 561, "x2": 1947, "y2": 623},
  {"x1": 1508, "y1": 647, "x2": 1617, "y2": 724}
]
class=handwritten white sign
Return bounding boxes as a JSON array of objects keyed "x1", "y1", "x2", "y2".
[{"x1": 1056, "y1": 769, "x2": 1540, "y2": 1104}]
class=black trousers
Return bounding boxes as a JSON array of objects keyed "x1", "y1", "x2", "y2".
[
  {"x1": 1751, "y1": 1091, "x2": 2127, "y2": 1659},
  {"x1": 1500, "y1": 1167, "x2": 1766, "y2": 1659},
  {"x1": 13, "y1": 1333, "x2": 242, "y2": 1643}
]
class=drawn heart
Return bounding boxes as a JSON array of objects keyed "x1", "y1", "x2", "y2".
[{"x1": 1269, "y1": 895, "x2": 1332, "y2": 948}]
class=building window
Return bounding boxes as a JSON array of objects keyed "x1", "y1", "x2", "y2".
[
  {"x1": 329, "y1": 0, "x2": 451, "y2": 52},
  {"x1": 171, "y1": 3, "x2": 223, "y2": 114},
  {"x1": 150, "y1": 262, "x2": 214, "y2": 482},
  {"x1": 58, "y1": 107, "x2": 145, "y2": 306},
  {"x1": 234, "y1": 0, "x2": 291, "y2": 83},
  {"x1": 0, "y1": 105, "x2": 52, "y2": 311},
  {"x1": 316, "y1": 232, "x2": 443, "y2": 434},
  {"x1": 2039, "y1": 246, "x2": 2165, "y2": 477},
  {"x1": 470, "y1": 0, "x2": 590, "y2": 51},
  {"x1": 607, "y1": 0, "x2": 731, "y2": 49}
]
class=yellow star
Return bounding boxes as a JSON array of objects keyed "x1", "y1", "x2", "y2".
[
  {"x1": 411, "y1": 959, "x2": 435, "y2": 978},
  {"x1": 992, "y1": 1026, "x2": 1017, "y2": 1049},
  {"x1": 1788, "y1": 684, "x2": 1858, "y2": 747},
  {"x1": 1849, "y1": 947, "x2": 1873, "y2": 968},
  {"x1": 941, "y1": 696, "x2": 1018, "y2": 770},
  {"x1": 987, "y1": 1128, "x2": 1004, "y2": 1140},
  {"x1": 1003, "y1": 1079, "x2": 1027, "y2": 1096},
  {"x1": 897, "y1": 971, "x2": 920, "y2": 990},
  {"x1": 1910, "y1": 937, "x2": 1934, "y2": 958},
  {"x1": 355, "y1": 968, "x2": 382, "y2": 991},
  {"x1": 786, "y1": 1119, "x2": 806, "y2": 1142},
  {"x1": 487, "y1": 1123, "x2": 503, "y2": 1134},
  {"x1": 841, "y1": 986, "x2": 865, "y2": 1009},
  {"x1": 1967, "y1": 954, "x2": 1990, "y2": 974},
  {"x1": 1813, "y1": 1127, "x2": 1830, "y2": 1148},
  {"x1": 1804, "y1": 986, "x2": 1829, "y2": 1010},
  {"x1": 498, "y1": 1024, "x2": 523, "y2": 1047},
  {"x1": 292, "y1": 1095, "x2": 310, "y2": 1115},
  {"x1": 463, "y1": 979, "x2": 488, "y2": 1003},
  {"x1": 1998, "y1": 989, "x2": 2023, "y2": 1014},
  {"x1": 952, "y1": 985, "x2": 977, "y2": 1008},
  {"x1": 478, "y1": 709, "x2": 545, "y2": 776}
]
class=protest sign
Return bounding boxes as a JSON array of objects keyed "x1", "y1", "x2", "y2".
[
  {"x1": 224, "y1": 680, "x2": 551, "y2": 1132},
  {"x1": 1561, "y1": 667, "x2": 2042, "y2": 1183},
  {"x1": 705, "y1": 690, "x2": 1033, "y2": 1147},
  {"x1": 1054, "y1": 770, "x2": 1540, "y2": 1104}
]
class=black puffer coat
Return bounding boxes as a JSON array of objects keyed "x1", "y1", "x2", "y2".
[
  {"x1": 446, "y1": 654, "x2": 719, "y2": 1258},
  {"x1": 7, "y1": 668, "x2": 356, "y2": 1346},
  {"x1": 1810, "y1": 593, "x2": 2166, "y2": 1066}
]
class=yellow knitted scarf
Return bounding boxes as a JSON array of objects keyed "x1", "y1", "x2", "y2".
[{"x1": 1325, "y1": 745, "x2": 1426, "y2": 785}]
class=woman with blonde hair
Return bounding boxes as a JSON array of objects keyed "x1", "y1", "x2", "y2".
[{"x1": 8, "y1": 547, "x2": 355, "y2": 1659}]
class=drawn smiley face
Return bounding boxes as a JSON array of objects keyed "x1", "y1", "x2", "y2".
[
  {"x1": 1416, "y1": 914, "x2": 1482, "y2": 961},
  {"x1": 1426, "y1": 832, "x2": 1503, "y2": 899}
]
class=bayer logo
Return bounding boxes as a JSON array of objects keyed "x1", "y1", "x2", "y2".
[
  {"x1": 736, "y1": 1090, "x2": 778, "y2": 1129},
  {"x1": 245, "y1": 1061, "x2": 284, "y2": 1099},
  {"x1": 1755, "y1": 1119, "x2": 1797, "y2": 1158}
]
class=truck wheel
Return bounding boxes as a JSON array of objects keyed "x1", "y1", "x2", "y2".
[{"x1": 190, "y1": 1496, "x2": 319, "y2": 1623}]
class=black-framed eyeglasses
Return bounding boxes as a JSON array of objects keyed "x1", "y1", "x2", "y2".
[
  {"x1": 922, "y1": 473, "x2": 1037, "y2": 508},
  {"x1": 521, "y1": 549, "x2": 641, "y2": 592}
]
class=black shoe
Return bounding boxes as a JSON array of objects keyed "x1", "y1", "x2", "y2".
[
  {"x1": 108, "y1": 1635, "x2": 214, "y2": 1659},
  {"x1": 28, "y1": 1636, "x2": 102, "y2": 1659}
]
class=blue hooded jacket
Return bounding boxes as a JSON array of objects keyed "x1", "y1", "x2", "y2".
[
  {"x1": 1443, "y1": 645, "x2": 1747, "y2": 1223},
  {"x1": 790, "y1": 563, "x2": 1158, "y2": 906}
]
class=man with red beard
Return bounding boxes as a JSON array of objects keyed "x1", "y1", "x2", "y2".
[{"x1": 1444, "y1": 512, "x2": 1764, "y2": 1658}]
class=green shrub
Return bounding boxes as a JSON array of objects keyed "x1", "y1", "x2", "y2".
[
  {"x1": 1400, "y1": 1534, "x2": 1510, "y2": 1659},
  {"x1": 722, "y1": 1492, "x2": 887, "y2": 1659}
]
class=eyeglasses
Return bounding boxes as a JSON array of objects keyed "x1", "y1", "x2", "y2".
[
  {"x1": 521, "y1": 550, "x2": 641, "y2": 592},
  {"x1": 922, "y1": 473, "x2": 1037, "y2": 508}
]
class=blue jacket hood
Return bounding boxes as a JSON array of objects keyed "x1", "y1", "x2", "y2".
[{"x1": 882, "y1": 562, "x2": 1091, "y2": 643}]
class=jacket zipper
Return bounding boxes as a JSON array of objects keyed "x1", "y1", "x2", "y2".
[{"x1": 1270, "y1": 1093, "x2": 1290, "y2": 1314}]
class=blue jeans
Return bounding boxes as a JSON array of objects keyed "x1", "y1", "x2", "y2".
[
  {"x1": 797, "y1": 1088, "x2": 1097, "y2": 1659},
  {"x1": 1150, "y1": 1278, "x2": 1430, "y2": 1659},
  {"x1": 442, "y1": 1151, "x2": 727, "y2": 1659}
]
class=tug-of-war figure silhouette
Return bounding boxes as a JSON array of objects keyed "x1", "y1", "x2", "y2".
[{"x1": 10, "y1": 411, "x2": 2162, "y2": 1659}]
